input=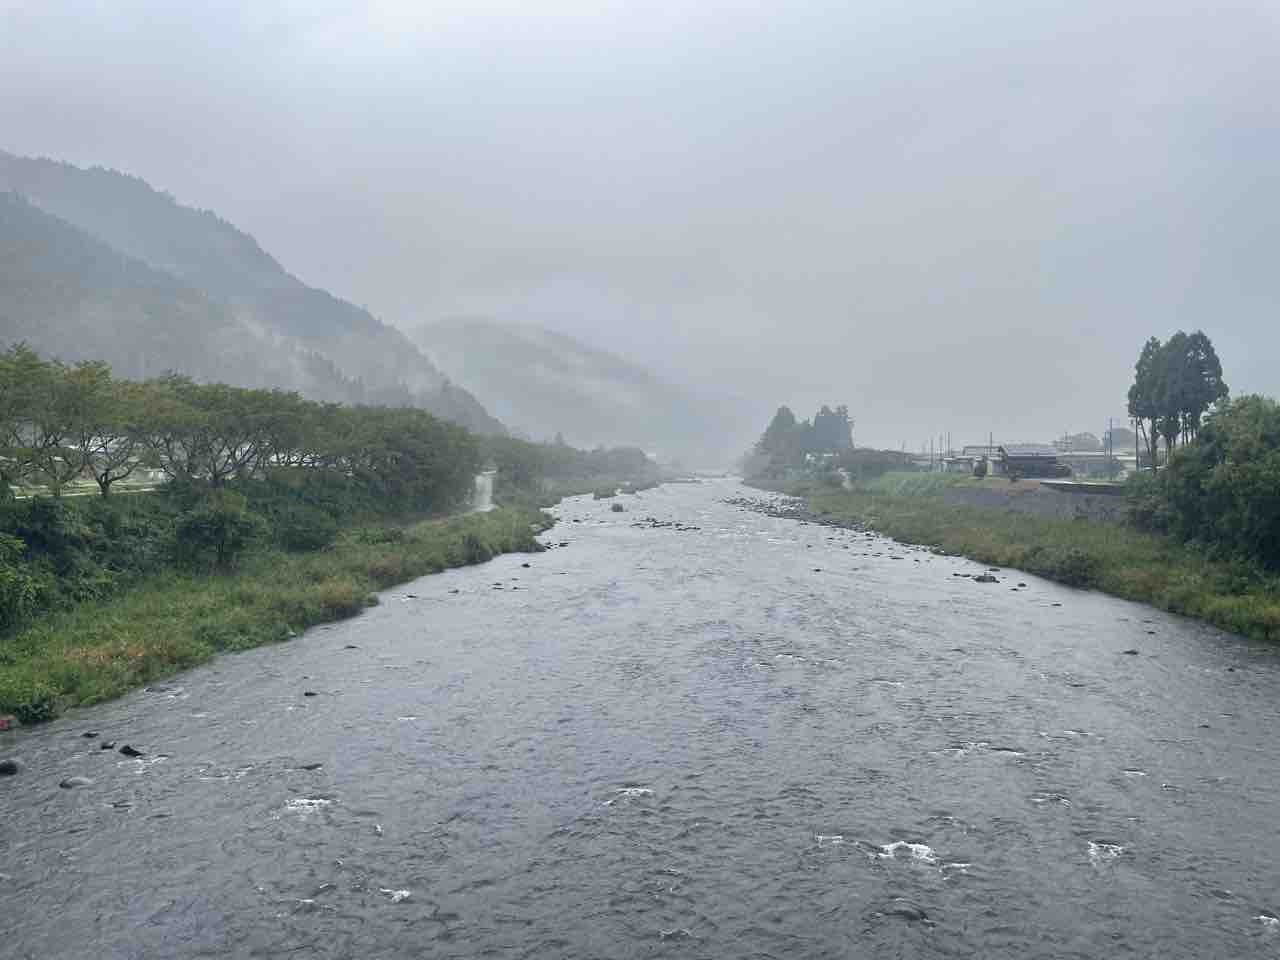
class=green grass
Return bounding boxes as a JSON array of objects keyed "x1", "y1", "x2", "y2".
[
  {"x1": 0, "y1": 506, "x2": 552, "y2": 723},
  {"x1": 864, "y1": 471, "x2": 968, "y2": 497},
  {"x1": 802, "y1": 483, "x2": 1280, "y2": 643}
]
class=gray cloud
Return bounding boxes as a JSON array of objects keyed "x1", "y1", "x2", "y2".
[{"x1": 3, "y1": 0, "x2": 1278, "y2": 448}]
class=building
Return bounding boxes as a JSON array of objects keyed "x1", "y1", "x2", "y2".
[
  {"x1": 997, "y1": 444, "x2": 1070, "y2": 478},
  {"x1": 942, "y1": 444, "x2": 998, "y2": 474}
]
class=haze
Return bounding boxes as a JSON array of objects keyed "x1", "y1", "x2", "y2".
[{"x1": 4, "y1": 0, "x2": 1277, "y2": 450}]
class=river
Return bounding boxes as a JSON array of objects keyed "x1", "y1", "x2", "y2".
[{"x1": 2, "y1": 478, "x2": 1279, "y2": 958}]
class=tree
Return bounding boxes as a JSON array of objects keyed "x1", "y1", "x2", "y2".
[
  {"x1": 24, "y1": 358, "x2": 107, "y2": 497},
  {"x1": 0, "y1": 344, "x2": 52, "y2": 495},
  {"x1": 1128, "y1": 337, "x2": 1165, "y2": 470},
  {"x1": 143, "y1": 377, "x2": 270, "y2": 486},
  {"x1": 812, "y1": 405, "x2": 853, "y2": 452},
  {"x1": 1127, "y1": 331, "x2": 1228, "y2": 470},
  {"x1": 1139, "y1": 395, "x2": 1280, "y2": 568},
  {"x1": 757, "y1": 406, "x2": 798, "y2": 459},
  {"x1": 82, "y1": 379, "x2": 149, "y2": 496},
  {"x1": 1173, "y1": 330, "x2": 1228, "y2": 442}
]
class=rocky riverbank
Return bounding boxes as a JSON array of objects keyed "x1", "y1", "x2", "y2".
[{"x1": 742, "y1": 483, "x2": 1280, "y2": 642}]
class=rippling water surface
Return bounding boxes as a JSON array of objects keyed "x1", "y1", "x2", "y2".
[{"x1": 3, "y1": 479, "x2": 1280, "y2": 958}]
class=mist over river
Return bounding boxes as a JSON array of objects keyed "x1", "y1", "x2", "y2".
[{"x1": 3, "y1": 479, "x2": 1280, "y2": 958}]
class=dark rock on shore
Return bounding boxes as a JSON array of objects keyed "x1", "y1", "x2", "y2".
[
  {"x1": 723, "y1": 495, "x2": 872, "y2": 532},
  {"x1": 631, "y1": 517, "x2": 702, "y2": 532}
]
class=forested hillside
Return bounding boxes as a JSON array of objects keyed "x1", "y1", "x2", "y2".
[
  {"x1": 0, "y1": 151, "x2": 502, "y2": 434},
  {"x1": 415, "y1": 316, "x2": 745, "y2": 463}
]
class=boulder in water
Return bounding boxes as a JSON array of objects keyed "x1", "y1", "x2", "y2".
[
  {"x1": 118, "y1": 744, "x2": 145, "y2": 758},
  {"x1": 59, "y1": 776, "x2": 93, "y2": 789},
  {"x1": 880, "y1": 900, "x2": 931, "y2": 924},
  {"x1": 973, "y1": 573, "x2": 999, "y2": 583},
  {"x1": 0, "y1": 758, "x2": 22, "y2": 776}
]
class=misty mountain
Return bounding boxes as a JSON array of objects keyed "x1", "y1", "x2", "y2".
[
  {"x1": 414, "y1": 317, "x2": 745, "y2": 464},
  {"x1": 0, "y1": 151, "x2": 502, "y2": 433}
]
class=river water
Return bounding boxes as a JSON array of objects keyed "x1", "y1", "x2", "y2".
[{"x1": 3, "y1": 479, "x2": 1280, "y2": 958}]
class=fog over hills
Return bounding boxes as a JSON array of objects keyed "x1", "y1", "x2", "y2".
[
  {"x1": 414, "y1": 317, "x2": 748, "y2": 464},
  {"x1": 0, "y1": 150, "x2": 502, "y2": 434}
]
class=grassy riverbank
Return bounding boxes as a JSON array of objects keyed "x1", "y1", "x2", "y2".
[
  {"x1": 792, "y1": 474, "x2": 1280, "y2": 642},
  {"x1": 0, "y1": 506, "x2": 551, "y2": 723}
]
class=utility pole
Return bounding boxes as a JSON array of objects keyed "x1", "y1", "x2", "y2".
[{"x1": 1108, "y1": 417, "x2": 1114, "y2": 479}]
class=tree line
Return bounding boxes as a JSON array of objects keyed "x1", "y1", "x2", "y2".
[
  {"x1": 0, "y1": 344, "x2": 479, "y2": 508},
  {"x1": 753, "y1": 404, "x2": 853, "y2": 466},
  {"x1": 1126, "y1": 330, "x2": 1228, "y2": 470}
]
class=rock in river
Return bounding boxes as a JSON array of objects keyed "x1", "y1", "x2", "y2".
[
  {"x1": 0, "y1": 758, "x2": 22, "y2": 776},
  {"x1": 59, "y1": 776, "x2": 93, "y2": 789}
]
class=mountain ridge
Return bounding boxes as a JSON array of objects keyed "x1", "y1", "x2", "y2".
[
  {"x1": 0, "y1": 150, "x2": 503, "y2": 433},
  {"x1": 413, "y1": 316, "x2": 745, "y2": 464}
]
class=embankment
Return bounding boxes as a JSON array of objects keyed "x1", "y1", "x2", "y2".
[
  {"x1": 0, "y1": 506, "x2": 551, "y2": 724},
  {"x1": 753, "y1": 473, "x2": 1280, "y2": 642}
]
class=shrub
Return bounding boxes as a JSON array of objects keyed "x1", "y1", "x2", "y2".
[
  {"x1": 1129, "y1": 395, "x2": 1280, "y2": 569},
  {"x1": 350, "y1": 526, "x2": 406, "y2": 545},
  {"x1": 459, "y1": 532, "x2": 493, "y2": 565},
  {"x1": 270, "y1": 502, "x2": 339, "y2": 552},
  {"x1": 1031, "y1": 546, "x2": 1100, "y2": 588},
  {"x1": 176, "y1": 490, "x2": 266, "y2": 571},
  {"x1": 0, "y1": 534, "x2": 47, "y2": 630},
  {"x1": 0, "y1": 675, "x2": 58, "y2": 723},
  {"x1": 314, "y1": 578, "x2": 366, "y2": 618}
]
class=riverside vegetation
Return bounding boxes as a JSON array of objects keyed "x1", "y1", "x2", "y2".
[
  {"x1": 0, "y1": 346, "x2": 661, "y2": 722},
  {"x1": 744, "y1": 377, "x2": 1280, "y2": 643},
  {"x1": 799, "y1": 472, "x2": 1280, "y2": 642}
]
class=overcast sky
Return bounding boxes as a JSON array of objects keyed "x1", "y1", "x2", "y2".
[{"x1": 3, "y1": 0, "x2": 1278, "y2": 448}]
